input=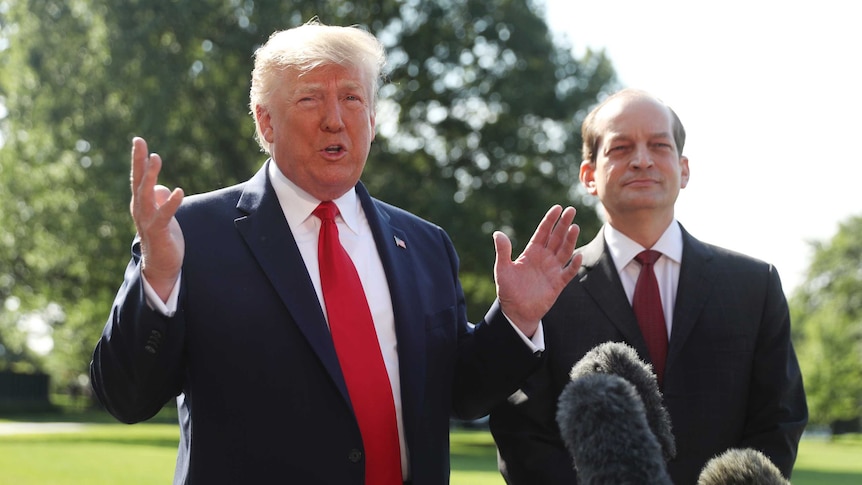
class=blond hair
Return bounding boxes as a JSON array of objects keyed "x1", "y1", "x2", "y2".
[{"x1": 249, "y1": 19, "x2": 386, "y2": 153}]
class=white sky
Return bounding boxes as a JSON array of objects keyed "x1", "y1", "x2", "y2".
[{"x1": 542, "y1": 0, "x2": 862, "y2": 294}]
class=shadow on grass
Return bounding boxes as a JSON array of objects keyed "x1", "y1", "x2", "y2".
[
  {"x1": 792, "y1": 469, "x2": 862, "y2": 485},
  {"x1": 0, "y1": 405, "x2": 179, "y2": 424},
  {"x1": 0, "y1": 405, "x2": 181, "y2": 449},
  {"x1": 5, "y1": 433, "x2": 180, "y2": 449}
]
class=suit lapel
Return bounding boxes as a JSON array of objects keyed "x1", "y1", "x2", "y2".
[
  {"x1": 579, "y1": 228, "x2": 650, "y2": 352},
  {"x1": 355, "y1": 183, "x2": 427, "y2": 419},
  {"x1": 580, "y1": 225, "x2": 718, "y2": 377},
  {"x1": 666, "y1": 227, "x2": 715, "y2": 369},
  {"x1": 233, "y1": 162, "x2": 350, "y2": 402},
  {"x1": 579, "y1": 229, "x2": 647, "y2": 346},
  {"x1": 232, "y1": 171, "x2": 429, "y2": 431}
]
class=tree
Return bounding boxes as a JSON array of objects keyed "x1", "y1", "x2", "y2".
[
  {"x1": 790, "y1": 214, "x2": 862, "y2": 430},
  {"x1": 360, "y1": 0, "x2": 613, "y2": 318},
  {"x1": 0, "y1": 0, "x2": 615, "y2": 393},
  {"x1": 0, "y1": 0, "x2": 132, "y2": 387}
]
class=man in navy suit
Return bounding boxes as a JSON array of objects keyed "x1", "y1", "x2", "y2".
[
  {"x1": 90, "y1": 20, "x2": 582, "y2": 485},
  {"x1": 489, "y1": 89, "x2": 808, "y2": 484}
]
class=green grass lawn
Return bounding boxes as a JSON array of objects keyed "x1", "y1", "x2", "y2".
[
  {"x1": 792, "y1": 434, "x2": 862, "y2": 485},
  {"x1": 1, "y1": 415, "x2": 859, "y2": 484},
  {"x1": 454, "y1": 431, "x2": 862, "y2": 485},
  {"x1": 0, "y1": 423, "x2": 179, "y2": 485},
  {"x1": 449, "y1": 428, "x2": 506, "y2": 485}
]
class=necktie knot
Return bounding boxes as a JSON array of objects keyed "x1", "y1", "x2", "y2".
[
  {"x1": 635, "y1": 249, "x2": 662, "y2": 267},
  {"x1": 313, "y1": 201, "x2": 338, "y2": 223}
]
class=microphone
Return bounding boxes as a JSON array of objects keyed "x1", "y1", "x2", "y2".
[
  {"x1": 567, "y1": 341, "x2": 676, "y2": 460},
  {"x1": 697, "y1": 448, "x2": 790, "y2": 485},
  {"x1": 558, "y1": 342, "x2": 788, "y2": 485},
  {"x1": 556, "y1": 372, "x2": 673, "y2": 485}
]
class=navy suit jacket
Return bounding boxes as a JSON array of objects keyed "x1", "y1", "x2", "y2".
[
  {"x1": 490, "y1": 225, "x2": 808, "y2": 485},
  {"x1": 91, "y1": 161, "x2": 541, "y2": 484}
]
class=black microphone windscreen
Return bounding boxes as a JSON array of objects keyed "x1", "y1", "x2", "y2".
[
  {"x1": 569, "y1": 341, "x2": 676, "y2": 460},
  {"x1": 556, "y1": 373, "x2": 672, "y2": 485}
]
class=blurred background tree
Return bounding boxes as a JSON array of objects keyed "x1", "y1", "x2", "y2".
[
  {"x1": 790, "y1": 214, "x2": 862, "y2": 433},
  {"x1": 0, "y1": 0, "x2": 615, "y2": 398}
]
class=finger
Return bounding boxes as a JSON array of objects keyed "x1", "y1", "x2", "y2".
[
  {"x1": 545, "y1": 206, "x2": 577, "y2": 254},
  {"x1": 559, "y1": 224, "x2": 580, "y2": 265},
  {"x1": 130, "y1": 137, "x2": 148, "y2": 195},
  {"x1": 526, "y1": 205, "x2": 564, "y2": 248},
  {"x1": 142, "y1": 153, "x2": 163, "y2": 192},
  {"x1": 154, "y1": 187, "x2": 185, "y2": 225},
  {"x1": 131, "y1": 152, "x2": 156, "y2": 221},
  {"x1": 493, "y1": 231, "x2": 514, "y2": 269},
  {"x1": 562, "y1": 252, "x2": 584, "y2": 281},
  {"x1": 136, "y1": 152, "x2": 163, "y2": 211}
]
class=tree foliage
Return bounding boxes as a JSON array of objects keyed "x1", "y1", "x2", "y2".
[
  {"x1": 790, "y1": 214, "x2": 862, "y2": 428},
  {"x1": 0, "y1": 0, "x2": 615, "y2": 391}
]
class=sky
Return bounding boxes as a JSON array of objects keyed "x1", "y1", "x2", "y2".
[{"x1": 542, "y1": 0, "x2": 862, "y2": 294}]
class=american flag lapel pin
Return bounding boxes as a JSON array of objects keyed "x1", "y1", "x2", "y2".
[{"x1": 394, "y1": 235, "x2": 407, "y2": 249}]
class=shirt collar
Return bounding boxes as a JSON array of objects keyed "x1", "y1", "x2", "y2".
[
  {"x1": 605, "y1": 220, "x2": 684, "y2": 269},
  {"x1": 267, "y1": 160, "x2": 360, "y2": 235}
]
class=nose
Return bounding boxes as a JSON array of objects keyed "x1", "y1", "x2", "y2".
[
  {"x1": 630, "y1": 145, "x2": 654, "y2": 168},
  {"x1": 321, "y1": 98, "x2": 345, "y2": 132}
]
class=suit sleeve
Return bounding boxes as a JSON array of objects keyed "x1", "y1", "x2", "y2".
[
  {"x1": 90, "y1": 239, "x2": 185, "y2": 423},
  {"x1": 739, "y1": 266, "x2": 808, "y2": 477},
  {"x1": 488, "y1": 359, "x2": 578, "y2": 485},
  {"x1": 441, "y1": 229, "x2": 545, "y2": 420}
]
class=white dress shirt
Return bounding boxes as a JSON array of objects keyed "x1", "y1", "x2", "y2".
[
  {"x1": 604, "y1": 221, "x2": 683, "y2": 336},
  {"x1": 143, "y1": 160, "x2": 545, "y2": 479},
  {"x1": 268, "y1": 162, "x2": 410, "y2": 478}
]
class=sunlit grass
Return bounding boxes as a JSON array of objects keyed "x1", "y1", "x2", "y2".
[
  {"x1": 448, "y1": 429, "x2": 862, "y2": 485},
  {"x1": 792, "y1": 434, "x2": 862, "y2": 485},
  {"x1": 0, "y1": 424, "x2": 178, "y2": 485},
  {"x1": 450, "y1": 428, "x2": 505, "y2": 485},
  {"x1": 0, "y1": 416, "x2": 859, "y2": 485}
]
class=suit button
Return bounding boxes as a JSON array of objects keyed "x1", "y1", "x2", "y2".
[
  {"x1": 145, "y1": 330, "x2": 162, "y2": 354},
  {"x1": 348, "y1": 449, "x2": 363, "y2": 463}
]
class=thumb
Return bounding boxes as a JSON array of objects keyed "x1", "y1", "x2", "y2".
[{"x1": 493, "y1": 231, "x2": 513, "y2": 270}]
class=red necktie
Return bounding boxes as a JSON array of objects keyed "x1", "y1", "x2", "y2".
[
  {"x1": 313, "y1": 201, "x2": 402, "y2": 485},
  {"x1": 632, "y1": 250, "x2": 668, "y2": 386}
]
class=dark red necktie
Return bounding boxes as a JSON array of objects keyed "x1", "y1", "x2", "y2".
[
  {"x1": 632, "y1": 250, "x2": 668, "y2": 386},
  {"x1": 313, "y1": 201, "x2": 402, "y2": 485}
]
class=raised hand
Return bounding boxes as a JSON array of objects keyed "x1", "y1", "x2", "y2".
[
  {"x1": 129, "y1": 137, "x2": 185, "y2": 301},
  {"x1": 493, "y1": 205, "x2": 582, "y2": 337}
]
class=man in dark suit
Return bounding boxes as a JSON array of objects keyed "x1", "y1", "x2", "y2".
[
  {"x1": 490, "y1": 88, "x2": 808, "y2": 485},
  {"x1": 90, "y1": 20, "x2": 582, "y2": 485}
]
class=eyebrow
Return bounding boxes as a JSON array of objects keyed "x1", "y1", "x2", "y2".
[{"x1": 293, "y1": 80, "x2": 367, "y2": 97}]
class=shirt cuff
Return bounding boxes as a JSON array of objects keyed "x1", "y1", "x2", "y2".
[
  {"x1": 504, "y1": 313, "x2": 545, "y2": 356},
  {"x1": 142, "y1": 270, "x2": 181, "y2": 317}
]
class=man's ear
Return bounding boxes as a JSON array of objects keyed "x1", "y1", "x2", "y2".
[
  {"x1": 580, "y1": 160, "x2": 598, "y2": 195},
  {"x1": 255, "y1": 105, "x2": 274, "y2": 143},
  {"x1": 679, "y1": 155, "x2": 690, "y2": 189}
]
